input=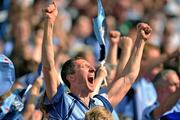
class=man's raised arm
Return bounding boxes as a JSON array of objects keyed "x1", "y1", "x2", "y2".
[
  {"x1": 108, "y1": 23, "x2": 152, "y2": 107},
  {"x1": 106, "y1": 31, "x2": 133, "y2": 88},
  {"x1": 42, "y1": 2, "x2": 60, "y2": 99}
]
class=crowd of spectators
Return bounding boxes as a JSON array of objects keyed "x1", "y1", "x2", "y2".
[{"x1": 0, "y1": 0, "x2": 179, "y2": 120}]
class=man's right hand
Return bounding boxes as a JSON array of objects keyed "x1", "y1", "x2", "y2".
[
  {"x1": 137, "y1": 23, "x2": 152, "y2": 41},
  {"x1": 43, "y1": 2, "x2": 58, "y2": 23},
  {"x1": 96, "y1": 65, "x2": 108, "y2": 79}
]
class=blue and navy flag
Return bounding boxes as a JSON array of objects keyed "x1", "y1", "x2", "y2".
[{"x1": 93, "y1": 0, "x2": 109, "y2": 62}]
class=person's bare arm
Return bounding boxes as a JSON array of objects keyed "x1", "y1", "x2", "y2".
[
  {"x1": 104, "y1": 31, "x2": 120, "y2": 84},
  {"x1": 114, "y1": 36, "x2": 133, "y2": 79},
  {"x1": 107, "y1": 23, "x2": 152, "y2": 107},
  {"x1": 106, "y1": 31, "x2": 120, "y2": 66},
  {"x1": 32, "y1": 28, "x2": 43, "y2": 63},
  {"x1": 42, "y1": 2, "x2": 60, "y2": 99},
  {"x1": 107, "y1": 31, "x2": 133, "y2": 87},
  {"x1": 23, "y1": 77, "x2": 43, "y2": 120}
]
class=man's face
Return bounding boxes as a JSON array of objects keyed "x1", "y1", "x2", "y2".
[
  {"x1": 166, "y1": 72, "x2": 180, "y2": 93},
  {"x1": 159, "y1": 72, "x2": 180, "y2": 100},
  {"x1": 73, "y1": 59, "x2": 96, "y2": 92}
]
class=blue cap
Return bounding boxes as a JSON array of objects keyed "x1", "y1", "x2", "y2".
[{"x1": 0, "y1": 54, "x2": 15, "y2": 96}]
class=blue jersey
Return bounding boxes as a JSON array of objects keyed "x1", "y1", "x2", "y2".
[
  {"x1": 143, "y1": 100, "x2": 180, "y2": 120},
  {"x1": 43, "y1": 84, "x2": 113, "y2": 120}
]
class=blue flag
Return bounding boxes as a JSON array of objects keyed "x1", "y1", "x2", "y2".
[
  {"x1": 93, "y1": 0, "x2": 109, "y2": 62},
  {"x1": 93, "y1": 0, "x2": 108, "y2": 86}
]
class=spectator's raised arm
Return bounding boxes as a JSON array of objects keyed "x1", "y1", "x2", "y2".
[
  {"x1": 106, "y1": 31, "x2": 133, "y2": 87},
  {"x1": 23, "y1": 76, "x2": 43, "y2": 120},
  {"x1": 114, "y1": 36, "x2": 133, "y2": 79},
  {"x1": 42, "y1": 2, "x2": 60, "y2": 99},
  {"x1": 106, "y1": 31, "x2": 121, "y2": 66},
  {"x1": 107, "y1": 23, "x2": 152, "y2": 107}
]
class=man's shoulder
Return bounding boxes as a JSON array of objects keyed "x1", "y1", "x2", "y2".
[
  {"x1": 93, "y1": 94, "x2": 113, "y2": 113},
  {"x1": 43, "y1": 84, "x2": 74, "y2": 106}
]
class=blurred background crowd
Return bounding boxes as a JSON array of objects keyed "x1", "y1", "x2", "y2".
[{"x1": 0, "y1": 0, "x2": 179, "y2": 120}]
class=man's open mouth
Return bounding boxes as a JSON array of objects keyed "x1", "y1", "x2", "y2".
[{"x1": 88, "y1": 77, "x2": 94, "y2": 84}]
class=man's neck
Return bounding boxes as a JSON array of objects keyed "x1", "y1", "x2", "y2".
[
  {"x1": 71, "y1": 89, "x2": 92, "y2": 107},
  {"x1": 79, "y1": 95, "x2": 91, "y2": 107}
]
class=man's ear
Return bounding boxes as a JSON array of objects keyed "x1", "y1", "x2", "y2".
[{"x1": 66, "y1": 74, "x2": 74, "y2": 82}]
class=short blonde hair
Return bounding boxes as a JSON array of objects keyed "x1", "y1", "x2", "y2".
[{"x1": 85, "y1": 106, "x2": 114, "y2": 120}]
